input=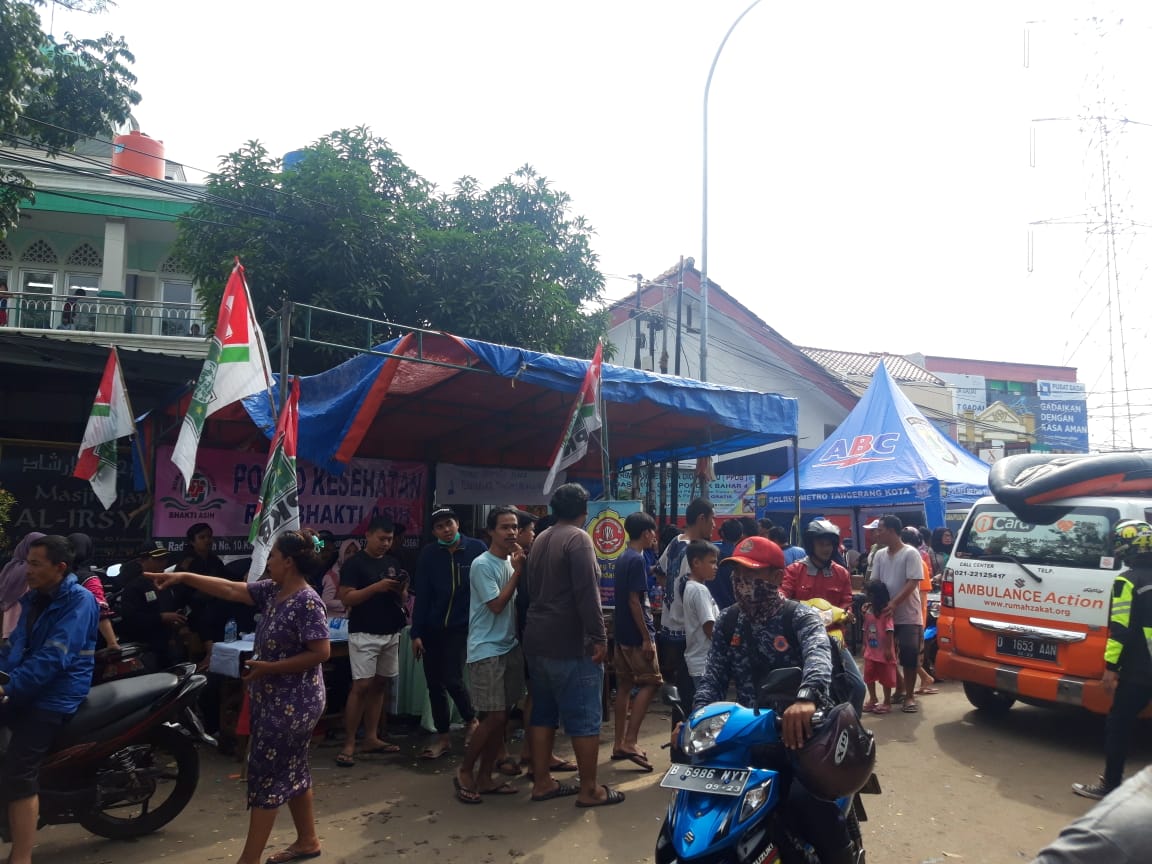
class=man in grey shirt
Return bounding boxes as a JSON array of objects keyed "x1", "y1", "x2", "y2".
[
  {"x1": 868, "y1": 514, "x2": 924, "y2": 713},
  {"x1": 522, "y1": 483, "x2": 622, "y2": 808},
  {"x1": 1032, "y1": 766, "x2": 1152, "y2": 863}
]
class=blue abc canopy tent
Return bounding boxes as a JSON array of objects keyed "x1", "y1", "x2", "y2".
[{"x1": 756, "y1": 360, "x2": 989, "y2": 527}]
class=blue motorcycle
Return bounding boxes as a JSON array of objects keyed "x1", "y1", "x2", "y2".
[{"x1": 655, "y1": 668, "x2": 880, "y2": 864}]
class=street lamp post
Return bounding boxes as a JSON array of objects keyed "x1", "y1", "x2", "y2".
[{"x1": 701, "y1": 0, "x2": 763, "y2": 383}]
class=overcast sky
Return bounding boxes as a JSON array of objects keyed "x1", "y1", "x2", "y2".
[{"x1": 48, "y1": 0, "x2": 1152, "y2": 450}]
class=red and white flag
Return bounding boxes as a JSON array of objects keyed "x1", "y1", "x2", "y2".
[
  {"x1": 172, "y1": 260, "x2": 273, "y2": 489},
  {"x1": 248, "y1": 378, "x2": 301, "y2": 579},
  {"x1": 74, "y1": 346, "x2": 135, "y2": 509},
  {"x1": 543, "y1": 342, "x2": 603, "y2": 495}
]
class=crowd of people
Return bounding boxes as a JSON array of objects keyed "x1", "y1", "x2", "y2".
[{"x1": 3, "y1": 492, "x2": 1146, "y2": 864}]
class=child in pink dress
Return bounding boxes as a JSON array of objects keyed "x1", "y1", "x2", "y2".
[{"x1": 862, "y1": 580, "x2": 897, "y2": 714}]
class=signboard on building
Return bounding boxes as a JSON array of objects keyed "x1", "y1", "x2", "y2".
[
  {"x1": 617, "y1": 467, "x2": 758, "y2": 516},
  {"x1": 0, "y1": 442, "x2": 148, "y2": 561},
  {"x1": 1033, "y1": 380, "x2": 1089, "y2": 452},
  {"x1": 938, "y1": 373, "x2": 988, "y2": 415}
]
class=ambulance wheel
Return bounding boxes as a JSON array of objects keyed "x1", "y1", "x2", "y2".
[{"x1": 963, "y1": 682, "x2": 1016, "y2": 714}]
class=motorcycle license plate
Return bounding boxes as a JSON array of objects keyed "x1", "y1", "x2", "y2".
[
  {"x1": 995, "y1": 635, "x2": 1058, "y2": 663},
  {"x1": 660, "y1": 764, "x2": 751, "y2": 796}
]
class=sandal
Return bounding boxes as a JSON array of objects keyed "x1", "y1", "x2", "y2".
[
  {"x1": 495, "y1": 757, "x2": 523, "y2": 777},
  {"x1": 862, "y1": 703, "x2": 877, "y2": 714},
  {"x1": 873, "y1": 704, "x2": 892, "y2": 714},
  {"x1": 914, "y1": 687, "x2": 940, "y2": 695},
  {"x1": 901, "y1": 702, "x2": 919, "y2": 713},
  {"x1": 361, "y1": 742, "x2": 402, "y2": 754},
  {"x1": 334, "y1": 753, "x2": 355, "y2": 768},
  {"x1": 575, "y1": 784, "x2": 626, "y2": 808},
  {"x1": 479, "y1": 781, "x2": 520, "y2": 795},
  {"x1": 265, "y1": 848, "x2": 322, "y2": 863},
  {"x1": 530, "y1": 781, "x2": 579, "y2": 802},
  {"x1": 452, "y1": 776, "x2": 482, "y2": 805},
  {"x1": 420, "y1": 744, "x2": 450, "y2": 760}
]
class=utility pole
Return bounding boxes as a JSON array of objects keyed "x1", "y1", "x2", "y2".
[{"x1": 631, "y1": 273, "x2": 643, "y2": 369}]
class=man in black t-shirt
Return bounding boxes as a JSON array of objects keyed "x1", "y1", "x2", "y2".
[{"x1": 336, "y1": 517, "x2": 408, "y2": 767}]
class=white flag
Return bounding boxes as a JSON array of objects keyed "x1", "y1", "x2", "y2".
[
  {"x1": 543, "y1": 342, "x2": 603, "y2": 495},
  {"x1": 74, "y1": 347, "x2": 135, "y2": 509},
  {"x1": 172, "y1": 260, "x2": 272, "y2": 488}
]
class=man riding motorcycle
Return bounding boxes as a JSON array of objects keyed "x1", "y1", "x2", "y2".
[
  {"x1": 686, "y1": 535, "x2": 861, "y2": 864},
  {"x1": 0, "y1": 534, "x2": 98, "y2": 864}
]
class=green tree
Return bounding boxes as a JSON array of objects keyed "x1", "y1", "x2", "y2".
[
  {"x1": 0, "y1": 0, "x2": 141, "y2": 235},
  {"x1": 175, "y1": 127, "x2": 607, "y2": 369}
]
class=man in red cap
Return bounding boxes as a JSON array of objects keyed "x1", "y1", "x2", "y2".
[{"x1": 689, "y1": 536, "x2": 859, "y2": 864}]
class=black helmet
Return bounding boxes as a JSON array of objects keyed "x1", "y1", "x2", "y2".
[
  {"x1": 793, "y1": 703, "x2": 876, "y2": 801},
  {"x1": 803, "y1": 518, "x2": 841, "y2": 557},
  {"x1": 1113, "y1": 520, "x2": 1152, "y2": 564}
]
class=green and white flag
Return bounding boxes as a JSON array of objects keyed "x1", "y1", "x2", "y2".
[
  {"x1": 172, "y1": 260, "x2": 272, "y2": 489},
  {"x1": 74, "y1": 347, "x2": 135, "y2": 509},
  {"x1": 543, "y1": 341, "x2": 603, "y2": 495},
  {"x1": 248, "y1": 377, "x2": 301, "y2": 579}
]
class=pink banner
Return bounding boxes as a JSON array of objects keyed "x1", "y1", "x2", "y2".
[{"x1": 153, "y1": 445, "x2": 427, "y2": 554}]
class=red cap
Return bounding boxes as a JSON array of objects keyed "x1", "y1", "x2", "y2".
[{"x1": 721, "y1": 536, "x2": 786, "y2": 570}]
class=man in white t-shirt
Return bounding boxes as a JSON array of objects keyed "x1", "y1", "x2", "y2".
[{"x1": 868, "y1": 514, "x2": 924, "y2": 713}]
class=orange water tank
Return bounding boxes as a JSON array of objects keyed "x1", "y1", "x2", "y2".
[{"x1": 111, "y1": 130, "x2": 165, "y2": 179}]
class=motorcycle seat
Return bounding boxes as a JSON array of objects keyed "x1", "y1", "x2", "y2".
[{"x1": 66, "y1": 672, "x2": 181, "y2": 741}]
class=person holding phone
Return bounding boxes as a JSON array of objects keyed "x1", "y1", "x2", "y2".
[{"x1": 150, "y1": 529, "x2": 330, "y2": 864}]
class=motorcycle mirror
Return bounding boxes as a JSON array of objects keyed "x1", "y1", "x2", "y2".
[
  {"x1": 757, "y1": 666, "x2": 802, "y2": 702},
  {"x1": 661, "y1": 684, "x2": 682, "y2": 707}
]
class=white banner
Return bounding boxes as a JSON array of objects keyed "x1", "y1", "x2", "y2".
[{"x1": 435, "y1": 463, "x2": 563, "y2": 505}]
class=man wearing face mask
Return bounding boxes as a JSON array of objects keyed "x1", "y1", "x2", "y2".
[{"x1": 689, "y1": 536, "x2": 858, "y2": 864}]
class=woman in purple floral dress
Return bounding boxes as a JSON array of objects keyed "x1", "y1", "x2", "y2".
[{"x1": 154, "y1": 530, "x2": 330, "y2": 864}]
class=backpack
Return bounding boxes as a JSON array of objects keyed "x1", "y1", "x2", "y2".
[{"x1": 714, "y1": 600, "x2": 858, "y2": 709}]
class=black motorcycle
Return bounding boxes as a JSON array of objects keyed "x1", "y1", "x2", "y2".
[{"x1": 0, "y1": 663, "x2": 212, "y2": 841}]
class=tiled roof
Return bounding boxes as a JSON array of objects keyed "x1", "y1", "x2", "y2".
[{"x1": 798, "y1": 347, "x2": 944, "y2": 385}]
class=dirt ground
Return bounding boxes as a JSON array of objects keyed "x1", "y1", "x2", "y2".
[{"x1": 25, "y1": 681, "x2": 1152, "y2": 864}]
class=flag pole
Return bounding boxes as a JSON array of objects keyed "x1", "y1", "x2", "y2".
[
  {"x1": 599, "y1": 375, "x2": 610, "y2": 496},
  {"x1": 279, "y1": 300, "x2": 293, "y2": 409}
]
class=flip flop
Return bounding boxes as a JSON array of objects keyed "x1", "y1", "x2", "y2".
[
  {"x1": 615, "y1": 752, "x2": 653, "y2": 772},
  {"x1": 901, "y1": 702, "x2": 920, "y2": 713},
  {"x1": 610, "y1": 749, "x2": 648, "y2": 762},
  {"x1": 549, "y1": 758, "x2": 579, "y2": 772},
  {"x1": 915, "y1": 687, "x2": 940, "y2": 695},
  {"x1": 452, "y1": 777, "x2": 482, "y2": 805},
  {"x1": 862, "y1": 703, "x2": 877, "y2": 714},
  {"x1": 530, "y1": 782, "x2": 579, "y2": 802},
  {"x1": 265, "y1": 848, "x2": 322, "y2": 864},
  {"x1": 334, "y1": 753, "x2": 355, "y2": 768},
  {"x1": 495, "y1": 757, "x2": 523, "y2": 776},
  {"x1": 420, "y1": 745, "x2": 449, "y2": 761},
  {"x1": 873, "y1": 704, "x2": 892, "y2": 714},
  {"x1": 362, "y1": 742, "x2": 402, "y2": 754},
  {"x1": 479, "y1": 781, "x2": 520, "y2": 795},
  {"x1": 575, "y1": 785, "x2": 626, "y2": 808}
]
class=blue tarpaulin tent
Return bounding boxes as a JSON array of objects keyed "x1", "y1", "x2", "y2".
[
  {"x1": 756, "y1": 361, "x2": 989, "y2": 527},
  {"x1": 243, "y1": 333, "x2": 799, "y2": 475}
]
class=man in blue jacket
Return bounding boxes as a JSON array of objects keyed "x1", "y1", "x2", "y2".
[
  {"x1": 0, "y1": 534, "x2": 98, "y2": 864},
  {"x1": 411, "y1": 508, "x2": 485, "y2": 759}
]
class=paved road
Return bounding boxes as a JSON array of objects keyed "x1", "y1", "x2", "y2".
[{"x1": 23, "y1": 680, "x2": 1152, "y2": 864}]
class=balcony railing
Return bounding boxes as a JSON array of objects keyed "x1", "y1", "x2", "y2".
[{"x1": 0, "y1": 291, "x2": 207, "y2": 337}]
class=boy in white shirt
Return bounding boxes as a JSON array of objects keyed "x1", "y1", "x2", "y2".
[{"x1": 681, "y1": 539, "x2": 721, "y2": 712}]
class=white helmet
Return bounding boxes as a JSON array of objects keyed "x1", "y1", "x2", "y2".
[{"x1": 804, "y1": 519, "x2": 840, "y2": 541}]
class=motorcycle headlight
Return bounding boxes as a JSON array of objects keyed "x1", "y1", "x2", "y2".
[
  {"x1": 739, "y1": 778, "x2": 773, "y2": 822},
  {"x1": 685, "y1": 711, "x2": 730, "y2": 754}
]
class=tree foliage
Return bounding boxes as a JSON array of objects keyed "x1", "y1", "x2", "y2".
[
  {"x1": 0, "y1": 0, "x2": 140, "y2": 234},
  {"x1": 175, "y1": 127, "x2": 608, "y2": 369}
]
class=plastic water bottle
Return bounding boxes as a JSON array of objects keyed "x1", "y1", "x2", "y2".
[{"x1": 224, "y1": 618, "x2": 238, "y2": 643}]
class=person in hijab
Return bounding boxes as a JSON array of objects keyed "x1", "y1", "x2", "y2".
[
  {"x1": 67, "y1": 533, "x2": 119, "y2": 650},
  {"x1": 0, "y1": 532, "x2": 45, "y2": 639},
  {"x1": 321, "y1": 539, "x2": 360, "y2": 617}
]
